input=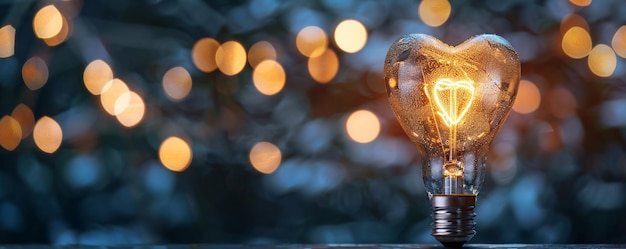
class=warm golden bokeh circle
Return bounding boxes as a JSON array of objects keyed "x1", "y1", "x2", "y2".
[
  {"x1": 159, "y1": 136, "x2": 193, "y2": 172},
  {"x1": 334, "y1": 19, "x2": 368, "y2": 53},
  {"x1": 215, "y1": 41, "x2": 247, "y2": 76},
  {"x1": 162, "y1": 66, "x2": 192, "y2": 101},
  {"x1": 0, "y1": 25, "x2": 15, "y2": 58},
  {"x1": 562, "y1": 27, "x2": 592, "y2": 59},
  {"x1": 249, "y1": 141, "x2": 282, "y2": 174},
  {"x1": 0, "y1": 115, "x2": 22, "y2": 151},
  {"x1": 253, "y1": 60, "x2": 286, "y2": 96},
  {"x1": 33, "y1": 116, "x2": 63, "y2": 154},
  {"x1": 418, "y1": 0, "x2": 452, "y2": 27},
  {"x1": 192, "y1": 37, "x2": 220, "y2": 73},
  {"x1": 307, "y1": 48, "x2": 338, "y2": 84},
  {"x1": 84, "y1": 59, "x2": 114, "y2": 95},
  {"x1": 11, "y1": 104, "x2": 34, "y2": 139},
  {"x1": 115, "y1": 91, "x2": 145, "y2": 128},
  {"x1": 43, "y1": 13, "x2": 70, "y2": 47},
  {"x1": 33, "y1": 5, "x2": 64, "y2": 39},
  {"x1": 296, "y1": 26, "x2": 328, "y2": 58},
  {"x1": 22, "y1": 56, "x2": 49, "y2": 91},
  {"x1": 345, "y1": 110, "x2": 381, "y2": 144},
  {"x1": 611, "y1": 26, "x2": 626, "y2": 58},
  {"x1": 588, "y1": 44, "x2": 616, "y2": 77},
  {"x1": 512, "y1": 80, "x2": 541, "y2": 115},
  {"x1": 100, "y1": 78, "x2": 130, "y2": 116},
  {"x1": 248, "y1": 41, "x2": 277, "y2": 68}
]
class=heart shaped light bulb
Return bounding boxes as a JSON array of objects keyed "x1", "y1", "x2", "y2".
[{"x1": 384, "y1": 34, "x2": 520, "y2": 247}]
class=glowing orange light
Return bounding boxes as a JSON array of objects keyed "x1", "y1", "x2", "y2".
[
  {"x1": 588, "y1": 44, "x2": 616, "y2": 77},
  {"x1": 611, "y1": 26, "x2": 626, "y2": 58},
  {"x1": 570, "y1": 0, "x2": 592, "y2": 7},
  {"x1": 22, "y1": 56, "x2": 49, "y2": 90},
  {"x1": 308, "y1": 48, "x2": 338, "y2": 83},
  {"x1": 115, "y1": 91, "x2": 145, "y2": 127},
  {"x1": 43, "y1": 13, "x2": 70, "y2": 47},
  {"x1": 334, "y1": 19, "x2": 368, "y2": 53},
  {"x1": 162, "y1": 66, "x2": 192, "y2": 101},
  {"x1": 249, "y1": 141, "x2": 281, "y2": 174},
  {"x1": 248, "y1": 41, "x2": 277, "y2": 68},
  {"x1": 100, "y1": 78, "x2": 129, "y2": 116},
  {"x1": 215, "y1": 41, "x2": 247, "y2": 76},
  {"x1": 512, "y1": 80, "x2": 541, "y2": 114},
  {"x1": 253, "y1": 60, "x2": 285, "y2": 96},
  {"x1": 560, "y1": 14, "x2": 589, "y2": 35},
  {"x1": 430, "y1": 79, "x2": 475, "y2": 127},
  {"x1": 159, "y1": 136, "x2": 192, "y2": 172},
  {"x1": 33, "y1": 5, "x2": 64, "y2": 39},
  {"x1": 11, "y1": 104, "x2": 34, "y2": 139},
  {"x1": 345, "y1": 110, "x2": 381, "y2": 143},
  {"x1": 84, "y1": 59, "x2": 114, "y2": 95},
  {"x1": 192, "y1": 37, "x2": 220, "y2": 73},
  {"x1": 562, "y1": 27, "x2": 592, "y2": 59},
  {"x1": 0, "y1": 115, "x2": 22, "y2": 151},
  {"x1": 296, "y1": 26, "x2": 328, "y2": 58},
  {"x1": 0, "y1": 25, "x2": 15, "y2": 58},
  {"x1": 33, "y1": 116, "x2": 63, "y2": 154},
  {"x1": 418, "y1": 0, "x2": 452, "y2": 27}
]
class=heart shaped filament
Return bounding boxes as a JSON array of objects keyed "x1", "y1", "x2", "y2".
[{"x1": 432, "y1": 79, "x2": 475, "y2": 127}]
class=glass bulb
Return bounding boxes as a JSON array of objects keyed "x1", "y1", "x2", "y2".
[{"x1": 384, "y1": 34, "x2": 520, "y2": 246}]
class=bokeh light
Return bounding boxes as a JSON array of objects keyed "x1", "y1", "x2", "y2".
[
  {"x1": 570, "y1": 0, "x2": 592, "y2": 7},
  {"x1": 33, "y1": 5, "x2": 63, "y2": 39},
  {"x1": 252, "y1": 60, "x2": 285, "y2": 96},
  {"x1": 548, "y1": 87, "x2": 577, "y2": 119},
  {"x1": 83, "y1": 59, "x2": 114, "y2": 95},
  {"x1": 296, "y1": 26, "x2": 328, "y2": 58},
  {"x1": 249, "y1": 141, "x2": 281, "y2": 174},
  {"x1": 611, "y1": 26, "x2": 626, "y2": 58},
  {"x1": 512, "y1": 80, "x2": 541, "y2": 115},
  {"x1": 159, "y1": 136, "x2": 192, "y2": 172},
  {"x1": 308, "y1": 48, "x2": 338, "y2": 83},
  {"x1": 33, "y1": 116, "x2": 63, "y2": 154},
  {"x1": 588, "y1": 44, "x2": 616, "y2": 77},
  {"x1": 334, "y1": 19, "x2": 367, "y2": 53},
  {"x1": 248, "y1": 41, "x2": 277, "y2": 68},
  {"x1": 115, "y1": 91, "x2": 145, "y2": 128},
  {"x1": 162, "y1": 66, "x2": 192, "y2": 101},
  {"x1": 11, "y1": 104, "x2": 34, "y2": 139},
  {"x1": 215, "y1": 41, "x2": 247, "y2": 76},
  {"x1": 100, "y1": 78, "x2": 129, "y2": 115},
  {"x1": 43, "y1": 13, "x2": 70, "y2": 47},
  {"x1": 418, "y1": 0, "x2": 452, "y2": 28},
  {"x1": 560, "y1": 14, "x2": 589, "y2": 35},
  {"x1": 2, "y1": 0, "x2": 626, "y2": 244},
  {"x1": 562, "y1": 27, "x2": 592, "y2": 59},
  {"x1": 22, "y1": 56, "x2": 49, "y2": 90},
  {"x1": 0, "y1": 25, "x2": 15, "y2": 58},
  {"x1": 345, "y1": 110, "x2": 380, "y2": 143},
  {"x1": 191, "y1": 37, "x2": 220, "y2": 73},
  {"x1": 0, "y1": 115, "x2": 22, "y2": 151}
]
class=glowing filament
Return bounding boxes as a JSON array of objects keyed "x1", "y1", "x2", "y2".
[{"x1": 432, "y1": 79, "x2": 475, "y2": 127}]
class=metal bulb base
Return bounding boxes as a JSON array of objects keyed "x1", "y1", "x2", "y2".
[{"x1": 430, "y1": 194, "x2": 477, "y2": 248}]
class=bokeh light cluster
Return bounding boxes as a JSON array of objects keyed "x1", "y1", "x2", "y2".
[{"x1": 1, "y1": 0, "x2": 626, "y2": 245}]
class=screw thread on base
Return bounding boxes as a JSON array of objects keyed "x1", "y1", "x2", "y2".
[{"x1": 430, "y1": 194, "x2": 476, "y2": 248}]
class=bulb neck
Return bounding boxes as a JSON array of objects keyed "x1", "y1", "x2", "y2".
[{"x1": 430, "y1": 194, "x2": 476, "y2": 248}]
